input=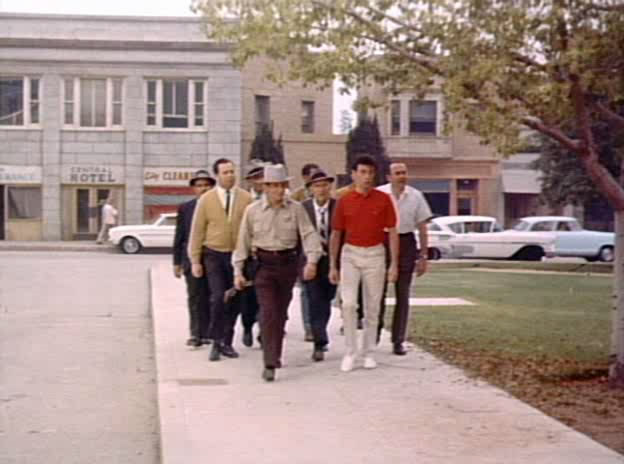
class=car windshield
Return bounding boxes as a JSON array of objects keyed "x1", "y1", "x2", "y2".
[{"x1": 512, "y1": 220, "x2": 531, "y2": 231}]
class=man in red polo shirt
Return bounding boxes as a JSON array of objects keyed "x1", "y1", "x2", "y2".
[{"x1": 329, "y1": 155, "x2": 398, "y2": 372}]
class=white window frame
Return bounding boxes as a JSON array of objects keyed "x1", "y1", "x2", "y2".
[
  {"x1": 144, "y1": 78, "x2": 208, "y2": 131},
  {"x1": 0, "y1": 76, "x2": 42, "y2": 128},
  {"x1": 62, "y1": 77, "x2": 124, "y2": 129}
]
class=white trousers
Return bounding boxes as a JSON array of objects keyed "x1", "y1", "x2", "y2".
[{"x1": 340, "y1": 243, "x2": 386, "y2": 357}]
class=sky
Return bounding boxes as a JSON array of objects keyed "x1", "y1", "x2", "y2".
[{"x1": 0, "y1": 0, "x2": 357, "y2": 133}]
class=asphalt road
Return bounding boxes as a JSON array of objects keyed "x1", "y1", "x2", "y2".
[{"x1": 0, "y1": 252, "x2": 167, "y2": 464}]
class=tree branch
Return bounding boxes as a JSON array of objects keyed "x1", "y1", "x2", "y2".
[
  {"x1": 521, "y1": 117, "x2": 581, "y2": 152},
  {"x1": 594, "y1": 101, "x2": 624, "y2": 131}
]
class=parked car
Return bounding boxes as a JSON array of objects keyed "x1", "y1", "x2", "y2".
[
  {"x1": 424, "y1": 215, "x2": 556, "y2": 261},
  {"x1": 511, "y1": 216, "x2": 615, "y2": 262},
  {"x1": 109, "y1": 213, "x2": 176, "y2": 254}
]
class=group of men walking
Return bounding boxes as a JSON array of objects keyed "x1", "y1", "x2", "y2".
[{"x1": 172, "y1": 155, "x2": 432, "y2": 382}]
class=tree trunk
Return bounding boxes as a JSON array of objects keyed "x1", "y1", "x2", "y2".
[{"x1": 609, "y1": 209, "x2": 624, "y2": 388}]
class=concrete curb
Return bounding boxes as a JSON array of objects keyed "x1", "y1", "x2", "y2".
[
  {"x1": 149, "y1": 261, "x2": 622, "y2": 463},
  {"x1": 0, "y1": 241, "x2": 118, "y2": 253}
]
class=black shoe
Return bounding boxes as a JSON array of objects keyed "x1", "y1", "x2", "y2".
[
  {"x1": 304, "y1": 330, "x2": 314, "y2": 342},
  {"x1": 357, "y1": 319, "x2": 364, "y2": 330},
  {"x1": 242, "y1": 330, "x2": 253, "y2": 347},
  {"x1": 312, "y1": 349, "x2": 324, "y2": 362},
  {"x1": 393, "y1": 343, "x2": 407, "y2": 356},
  {"x1": 186, "y1": 337, "x2": 199, "y2": 347},
  {"x1": 200, "y1": 338, "x2": 212, "y2": 345},
  {"x1": 321, "y1": 345, "x2": 329, "y2": 352},
  {"x1": 262, "y1": 367, "x2": 275, "y2": 382},
  {"x1": 220, "y1": 345, "x2": 239, "y2": 358},
  {"x1": 209, "y1": 344, "x2": 221, "y2": 361}
]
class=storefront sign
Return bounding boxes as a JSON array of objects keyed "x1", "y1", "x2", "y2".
[
  {"x1": 62, "y1": 165, "x2": 125, "y2": 185},
  {"x1": 0, "y1": 165, "x2": 42, "y2": 184},
  {"x1": 143, "y1": 167, "x2": 198, "y2": 186}
]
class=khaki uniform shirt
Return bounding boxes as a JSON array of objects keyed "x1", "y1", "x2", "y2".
[{"x1": 232, "y1": 197, "x2": 323, "y2": 276}]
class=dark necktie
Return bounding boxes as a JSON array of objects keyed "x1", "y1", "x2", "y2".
[
  {"x1": 225, "y1": 190, "x2": 231, "y2": 217},
  {"x1": 319, "y1": 207, "x2": 327, "y2": 241}
]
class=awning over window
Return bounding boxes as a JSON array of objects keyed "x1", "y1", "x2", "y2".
[{"x1": 502, "y1": 170, "x2": 541, "y2": 194}]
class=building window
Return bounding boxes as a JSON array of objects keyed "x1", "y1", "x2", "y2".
[
  {"x1": 145, "y1": 79, "x2": 207, "y2": 129},
  {"x1": 8, "y1": 187, "x2": 42, "y2": 219},
  {"x1": 0, "y1": 77, "x2": 41, "y2": 126},
  {"x1": 390, "y1": 100, "x2": 401, "y2": 135},
  {"x1": 255, "y1": 95, "x2": 271, "y2": 132},
  {"x1": 301, "y1": 100, "x2": 315, "y2": 133},
  {"x1": 63, "y1": 77, "x2": 124, "y2": 128},
  {"x1": 409, "y1": 100, "x2": 437, "y2": 135}
]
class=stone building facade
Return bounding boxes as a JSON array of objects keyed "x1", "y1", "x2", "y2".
[{"x1": 0, "y1": 13, "x2": 241, "y2": 240}]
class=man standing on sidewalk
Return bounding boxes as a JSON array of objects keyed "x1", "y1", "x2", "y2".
[
  {"x1": 189, "y1": 158, "x2": 252, "y2": 361},
  {"x1": 233, "y1": 164, "x2": 322, "y2": 382},
  {"x1": 96, "y1": 197, "x2": 118, "y2": 244},
  {"x1": 329, "y1": 155, "x2": 398, "y2": 372},
  {"x1": 377, "y1": 163, "x2": 432, "y2": 355},
  {"x1": 173, "y1": 170, "x2": 216, "y2": 348},
  {"x1": 301, "y1": 170, "x2": 337, "y2": 362}
]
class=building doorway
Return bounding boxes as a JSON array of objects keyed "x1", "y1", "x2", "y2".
[
  {"x1": 457, "y1": 179, "x2": 479, "y2": 215},
  {"x1": 64, "y1": 186, "x2": 123, "y2": 240}
]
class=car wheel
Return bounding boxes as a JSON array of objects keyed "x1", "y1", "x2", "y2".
[
  {"x1": 120, "y1": 236, "x2": 142, "y2": 254},
  {"x1": 598, "y1": 246, "x2": 614, "y2": 263},
  {"x1": 428, "y1": 248, "x2": 442, "y2": 260},
  {"x1": 514, "y1": 246, "x2": 544, "y2": 261}
]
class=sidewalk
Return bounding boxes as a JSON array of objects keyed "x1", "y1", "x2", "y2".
[
  {"x1": 150, "y1": 261, "x2": 624, "y2": 464},
  {"x1": 0, "y1": 240, "x2": 117, "y2": 253}
]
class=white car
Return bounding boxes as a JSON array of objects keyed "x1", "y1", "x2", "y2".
[
  {"x1": 512, "y1": 216, "x2": 614, "y2": 262},
  {"x1": 425, "y1": 215, "x2": 556, "y2": 261},
  {"x1": 109, "y1": 213, "x2": 177, "y2": 254}
]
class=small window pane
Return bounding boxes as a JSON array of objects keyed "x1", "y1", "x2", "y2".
[
  {"x1": 8, "y1": 187, "x2": 42, "y2": 219},
  {"x1": 94, "y1": 80, "x2": 106, "y2": 126},
  {"x1": 65, "y1": 102, "x2": 74, "y2": 125},
  {"x1": 113, "y1": 103, "x2": 122, "y2": 125},
  {"x1": 255, "y1": 95, "x2": 270, "y2": 132},
  {"x1": 163, "y1": 116, "x2": 188, "y2": 128},
  {"x1": 64, "y1": 78, "x2": 74, "y2": 101},
  {"x1": 175, "y1": 81, "x2": 188, "y2": 115},
  {"x1": 194, "y1": 81, "x2": 204, "y2": 103},
  {"x1": 0, "y1": 78, "x2": 24, "y2": 126},
  {"x1": 390, "y1": 100, "x2": 400, "y2": 135},
  {"x1": 147, "y1": 81, "x2": 157, "y2": 102},
  {"x1": 30, "y1": 102, "x2": 39, "y2": 124},
  {"x1": 147, "y1": 115, "x2": 156, "y2": 125},
  {"x1": 112, "y1": 79, "x2": 122, "y2": 101},
  {"x1": 163, "y1": 81, "x2": 173, "y2": 114},
  {"x1": 409, "y1": 100, "x2": 437, "y2": 135},
  {"x1": 301, "y1": 100, "x2": 314, "y2": 133},
  {"x1": 30, "y1": 79, "x2": 40, "y2": 100}
]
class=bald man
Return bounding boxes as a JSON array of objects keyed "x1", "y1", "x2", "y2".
[{"x1": 377, "y1": 163, "x2": 433, "y2": 355}]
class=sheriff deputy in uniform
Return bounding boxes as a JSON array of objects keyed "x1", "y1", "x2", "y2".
[{"x1": 233, "y1": 164, "x2": 322, "y2": 382}]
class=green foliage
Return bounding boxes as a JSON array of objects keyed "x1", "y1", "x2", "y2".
[
  {"x1": 345, "y1": 115, "x2": 390, "y2": 185},
  {"x1": 249, "y1": 124, "x2": 285, "y2": 165}
]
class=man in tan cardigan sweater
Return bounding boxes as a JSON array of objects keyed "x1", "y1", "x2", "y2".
[{"x1": 189, "y1": 158, "x2": 252, "y2": 361}]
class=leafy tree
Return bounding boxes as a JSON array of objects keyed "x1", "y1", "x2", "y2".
[
  {"x1": 345, "y1": 115, "x2": 390, "y2": 185},
  {"x1": 249, "y1": 123, "x2": 285, "y2": 165},
  {"x1": 193, "y1": 0, "x2": 624, "y2": 387}
]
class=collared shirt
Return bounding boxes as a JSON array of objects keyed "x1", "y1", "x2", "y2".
[
  {"x1": 232, "y1": 197, "x2": 323, "y2": 275},
  {"x1": 215, "y1": 185, "x2": 236, "y2": 220},
  {"x1": 102, "y1": 204, "x2": 118, "y2": 225},
  {"x1": 377, "y1": 184, "x2": 433, "y2": 234},
  {"x1": 333, "y1": 188, "x2": 397, "y2": 247},
  {"x1": 314, "y1": 199, "x2": 331, "y2": 243}
]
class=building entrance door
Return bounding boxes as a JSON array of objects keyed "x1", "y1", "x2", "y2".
[{"x1": 73, "y1": 187, "x2": 113, "y2": 240}]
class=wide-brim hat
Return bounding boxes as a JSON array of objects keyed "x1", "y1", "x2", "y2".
[
  {"x1": 305, "y1": 170, "x2": 335, "y2": 187},
  {"x1": 189, "y1": 169, "x2": 216, "y2": 187},
  {"x1": 262, "y1": 164, "x2": 292, "y2": 183},
  {"x1": 244, "y1": 165, "x2": 265, "y2": 180}
]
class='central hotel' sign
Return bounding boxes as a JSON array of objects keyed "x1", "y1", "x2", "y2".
[{"x1": 62, "y1": 165, "x2": 125, "y2": 185}]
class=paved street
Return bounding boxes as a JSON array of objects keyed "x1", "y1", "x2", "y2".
[{"x1": 0, "y1": 252, "x2": 167, "y2": 464}]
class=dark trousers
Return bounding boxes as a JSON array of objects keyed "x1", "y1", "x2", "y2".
[
  {"x1": 241, "y1": 287, "x2": 259, "y2": 332},
  {"x1": 184, "y1": 270, "x2": 211, "y2": 339},
  {"x1": 203, "y1": 248, "x2": 239, "y2": 346},
  {"x1": 304, "y1": 256, "x2": 336, "y2": 349},
  {"x1": 255, "y1": 250, "x2": 299, "y2": 368},
  {"x1": 379, "y1": 233, "x2": 418, "y2": 344}
]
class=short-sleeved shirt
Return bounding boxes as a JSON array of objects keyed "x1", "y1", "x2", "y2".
[
  {"x1": 332, "y1": 188, "x2": 397, "y2": 247},
  {"x1": 377, "y1": 184, "x2": 433, "y2": 233}
]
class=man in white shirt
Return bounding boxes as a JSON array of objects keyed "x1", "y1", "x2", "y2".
[
  {"x1": 377, "y1": 163, "x2": 433, "y2": 355},
  {"x1": 96, "y1": 198, "x2": 118, "y2": 244}
]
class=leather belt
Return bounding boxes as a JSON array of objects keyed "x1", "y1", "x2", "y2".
[{"x1": 256, "y1": 248, "x2": 297, "y2": 256}]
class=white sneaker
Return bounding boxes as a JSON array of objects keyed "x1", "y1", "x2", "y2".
[
  {"x1": 340, "y1": 355, "x2": 355, "y2": 372},
  {"x1": 363, "y1": 356, "x2": 377, "y2": 369}
]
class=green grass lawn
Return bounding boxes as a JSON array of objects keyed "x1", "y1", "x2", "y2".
[{"x1": 406, "y1": 270, "x2": 613, "y2": 363}]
